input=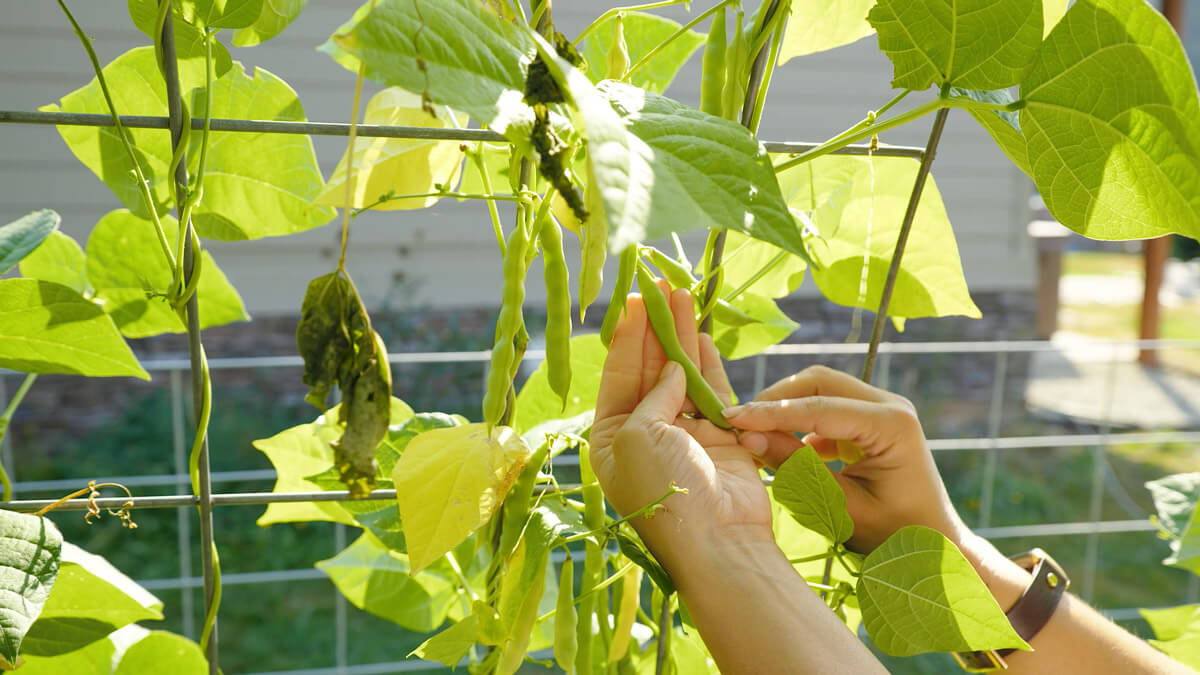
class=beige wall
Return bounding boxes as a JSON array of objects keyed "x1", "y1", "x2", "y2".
[{"x1": 0, "y1": 2, "x2": 1033, "y2": 316}]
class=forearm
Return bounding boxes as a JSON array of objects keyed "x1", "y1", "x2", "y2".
[
  {"x1": 958, "y1": 533, "x2": 1192, "y2": 674},
  {"x1": 666, "y1": 528, "x2": 887, "y2": 675}
]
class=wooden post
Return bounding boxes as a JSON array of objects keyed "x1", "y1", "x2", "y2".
[{"x1": 1140, "y1": 0, "x2": 1186, "y2": 366}]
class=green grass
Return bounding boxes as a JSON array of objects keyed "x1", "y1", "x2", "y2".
[{"x1": 1059, "y1": 251, "x2": 1200, "y2": 373}]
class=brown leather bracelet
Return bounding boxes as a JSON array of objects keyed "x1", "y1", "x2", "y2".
[{"x1": 953, "y1": 548, "x2": 1070, "y2": 672}]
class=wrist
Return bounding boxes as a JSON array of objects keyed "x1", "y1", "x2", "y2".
[
  {"x1": 954, "y1": 531, "x2": 1034, "y2": 611},
  {"x1": 650, "y1": 522, "x2": 787, "y2": 597}
]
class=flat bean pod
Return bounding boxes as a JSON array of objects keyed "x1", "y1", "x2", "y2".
[
  {"x1": 578, "y1": 187, "x2": 607, "y2": 321},
  {"x1": 699, "y1": 6, "x2": 727, "y2": 117},
  {"x1": 483, "y1": 221, "x2": 531, "y2": 427},
  {"x1": 600, "y1": 245, "x2": 638, "y2": 347},
  {"x1": 636, "y1": 265, "x2": 732, "y2": 429},
  {"x1": 540, "y1": 212, "x2": 573, "y2": 408}
]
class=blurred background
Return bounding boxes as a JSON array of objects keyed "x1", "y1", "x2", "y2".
[{"x1": 2, "y1": 1, "x2": 1199, "y2": 673}]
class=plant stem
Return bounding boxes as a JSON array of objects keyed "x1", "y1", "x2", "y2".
[
  {"x1": 338, "y1": 31, "x2": 370, "y2": 274},
  {"x1": 723, "y1": 250, "x2": 789, "y2": 301},
  {"x1": 158, "y1": 7, "x2": 220, "y2": 671},
  {"x1": 655, "y1": 593, "x2": 672, "y2": 675},
  {"x1": 861, "y1": 107, "x2": 950, "y2": 383},
  {"x1": 0, "y1": 374, "x2": 37, "y2": 501},
  {"x1": 700, "y1": 0, "x2": 785, "y2": 334},
  {"x1": 469, "y1": 144, "x2": 509, "y2": 257},
  {"x1": 788, "y1": 549, "x2": 837, "y2": 565},
  {"x1": 54, "y1": 0, "x2": 175, "y2": 271},
  {"x1": 622, "y1": 0, "x2": 738, "y2": 84},
  {"x1": 573, "y1": 0, "x2": 690, "y2": 44},
  {"x1": 774, "y1": 97, "x2": 943, "y2": 172}
]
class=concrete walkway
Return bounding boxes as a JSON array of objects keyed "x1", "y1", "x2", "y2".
[{"x1": 1026, "y1": 332, "x2": 1200, "y2": 429}]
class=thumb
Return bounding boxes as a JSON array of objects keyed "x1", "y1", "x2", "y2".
[{"x1": 628, "y1": 361, "x2": 687, "y2": 429}]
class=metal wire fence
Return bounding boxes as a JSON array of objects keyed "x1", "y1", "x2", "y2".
[{"x1": 3, "y1": 336, "x2": 1199, "y2": 673}]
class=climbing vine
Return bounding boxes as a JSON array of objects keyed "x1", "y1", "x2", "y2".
[{"x1": 0, "y1": 0, "x2": 1198, "y2": 673}]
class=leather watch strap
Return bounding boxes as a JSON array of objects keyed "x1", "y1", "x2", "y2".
[{"x1": 953, "y1": 548, "x2": 1070, "y2": 672}]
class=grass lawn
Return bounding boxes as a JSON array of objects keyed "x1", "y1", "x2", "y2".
[{"x1": 1059, "y1": 251, "x2": 1200, "y2": 373}]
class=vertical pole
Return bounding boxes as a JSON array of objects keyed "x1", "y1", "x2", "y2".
[
  {"x1": 752, "y1": 353, "x2": 767, "y2": 397},
  {"x1": 171, "y1": 369, "x2": 196, "y2": 639},
  {"x1": 1142, "y1": 0, "x2": 1186, "y2": 366},
  {"x1": 978, "y1": 352, "x2": 1008, "y2": 529},
  {"x1": 0, "y1": 377, "x2": 12, "y2": 500},
  {"x1": 159, "y1": 9, "x2": 219, "y2": 672},
  {"x1": 335, "y1": 523, "x2": 348, "y2": 674}
]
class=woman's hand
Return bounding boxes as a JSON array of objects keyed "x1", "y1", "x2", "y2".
[
  {"x1": 722, "y1": 365, "x2": 968, "y2": 554},
  {"x1": 589, "y1": 283, "x2": 774, "y2": 577}
]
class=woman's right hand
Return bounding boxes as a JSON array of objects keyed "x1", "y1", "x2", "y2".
[{"x1": 722, "y1": 365, "x2": 967, "y2": 554}]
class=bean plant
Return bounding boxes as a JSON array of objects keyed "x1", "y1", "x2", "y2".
[{"x1": 0, "y1": 0, "x2": 1198, "y2": 673}]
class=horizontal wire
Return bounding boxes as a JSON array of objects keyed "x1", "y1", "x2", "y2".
[{"x1": 0, "y1": 109, "x2": 925, "y2": 158}]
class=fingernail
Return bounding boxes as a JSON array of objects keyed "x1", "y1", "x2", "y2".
[
  {"x1": 740, "y1": 431, "x2": 768, "y2": 456},
  {"x1": 722, "y1": 405, "x2": 745, "y2": 417}
]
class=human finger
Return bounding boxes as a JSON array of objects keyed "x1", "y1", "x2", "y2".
[
  {"x1": 596, "y1": 294, "x2": 648, "y2": 421},
  {"x1": 755, "y1": 365, "x2": 893, "y2": 405},
  {"x1": 698, "y1": 333, "x2": 734, "y2": 407},
  {"x1": 722, "y1": 396, "x2": 918, "y2": 451},
  {"x1": 625, "y1": 360, "x2": 687, "y2": 432}
]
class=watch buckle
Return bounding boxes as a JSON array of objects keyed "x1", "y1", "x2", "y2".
[{"x1": 953, "y1": 649, "x2": 1008, "y2": 672}]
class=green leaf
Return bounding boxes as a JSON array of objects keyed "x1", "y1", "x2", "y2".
[
  {"x1": 232, "y1": 0, "x2": 308, "y2": 46},
  {"x1": 393, "y1": 423, "x2": 532, "y2": 572},
  {"x1": 0, "y1": 511, "x2": 62, "y2": 668},
  {"x1": 86, "y1": 210, "x2": 249, "y2": 339},
  {"x1": 1142, "y1": 604, "x2": 1200, "y2": 668},
  {"x1": 410, "y1": 616, "x2": 477, "y2": 667},
  {"x1": 11, "y1": 631, "x2": 114, "y2": 675},
  {"x1": 857, "y1": 526, "x2": 1029, "y2": 656},
  {"x1": 868, "y1": 0, "x2": 1042, "y2": 90},
  {"x1": 712, "y1": 292, "x2": 797, "y2": 361},
  {"x1": 1167, "y1": 509, "x2": 1200, "y2": 575},
  {"x1": 189, "y1": 62, "x2": 335, "y2": 240},
  {"x1": 772, "y1": 447, "x2": 853, "y2": 544},
  {"x1": 717, "y1": 231, "x2": 806, "y2": 300},
  {"x1": 316, "y1": 531, "x2": 456, "y2": 632},
  {"x1": 113, "y1": 629, "x2": 206, "y2": 675},
  {"x1": 1147, "y1": 473, "x2": 1200, "y2": 540},
  {"x1": 19, "y1": 231, "x2": 89, "y2": 295},
  {"x1": 515, "y1": 334, "x2": 605, "y2": 433},
  {"x1": 779, "y1": 0, "x2": 876, "y2": 63},
  {"x1": 307, "y1": 412, "x2": 463, "y2": 552},
  {"x1": 125, "y1": 4, "x2": 234, "y2": 80},
  {"x1": 128, "y1": 0, "x2": 263, "y2": 31},
  {"x1": 22, "y1": 543, "x2": 163, "y2": 657},
  {"x1": 780, "y1": 154, "x2": 979, "y2": 319},
  {"x1": 579, "y1": 12, "x2": 705, "y2": 94},
  {"x1": 254, "y1": 398, "x2": 415, "y2": 526},
  {"x1": 615, "y1": 531, "x2": 674, "y2": 596},
  {"x1": 951, "y1": 87, "x2": 1029, "y2": 173},
  {"x1": 0, "y1": 279, "x2": 149, "y2": 380},
  {"x1": 592, "y1": 80, "x2": 809, "y2": 259},
  {"x1": 1018, "y1": 0, "x2": 1200, "y2": 241},
  {"x1": 0, "y1": 210, "x2": 60, "y2": 277},
  {"x1": 315, "y1": 88, "x2": 467, "y2": 211},
  {"x1": 323, "y1": 0, "x2": 532, "y2": 136}
]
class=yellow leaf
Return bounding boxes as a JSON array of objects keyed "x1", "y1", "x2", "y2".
[
  {"x1": 394, "y1": 423, "x2": 532, "y2": 572},
  {"x1": 317, "y1": 88, "x2": 468, "y2": 210}
]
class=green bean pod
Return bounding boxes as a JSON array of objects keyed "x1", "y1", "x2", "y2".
[
  {"x1": 496, "y1": 440, "x2": 550, "y2": 564},
  {"x1": 645, "y1": 247, "x2": 697, "y2": 290},
  {"x1": 600, "y1": 245, "x2": 638, "y2": 348},
  {"x1": 721, "y1": 6, "x2": 748, "y2": 121},
  {"x1": 483, "y1": 221, "x2": 531, "y2": 427},
  {"x1": 578, "y1": 186, "x2": 608, "y2": 322},
  {"x1": 554, "y1": 555, "x2": 578, "y2": 673},
  {"x1": 576, "y1": 451, "x2": 605, "y2": 675},
  {"x1": 711, "y1": 298, "x2": 759, "y2": 327},
  {"x1": 496, "y1": 543, "x2": 549, "y2": 675},
  {"x1": 605, "y1": 13, "x2": 631, "y2": 80},
  {"x1": 636, "y1": 265, "x2": 732, "y2": 429},
  {"x1": 699, "y1": 5, "x2": 727, "y2": 117},
  {"x1": 540, "y1": 214, "x2": 573, "y2": 408}
]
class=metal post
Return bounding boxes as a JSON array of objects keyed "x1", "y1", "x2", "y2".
[
  {"x1": 0, "y1": 376, "x2": 13, "y2": 499},
  {"x1": 978, "y1": 352, "x2": 1008, "y2": 529},
  {"x1": 335, "y1": 523, "x2": 348, "y2": 675},
  {"x1": 171, "y1": 369, "x2": 196, "y2": 639},
  {"x1": 752, "y1": 353, "x2": 767, "y2": 397},
  {"x1": 159, "y1": 9, "x2": 219, "y2": 672},
  {"x1": 1082, "y1": 344, "x2": 1121, "y2": 601}
]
